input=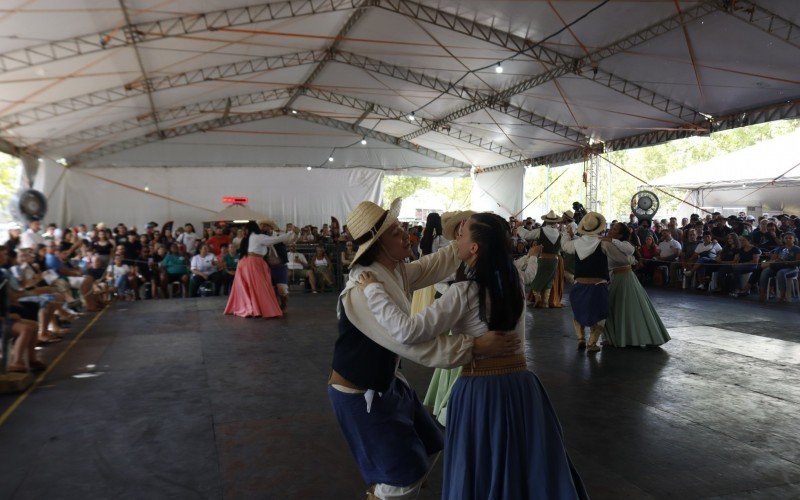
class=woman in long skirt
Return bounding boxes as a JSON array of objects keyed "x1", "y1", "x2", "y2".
[
  {"x1": 359, "y1": 213, "x2": 587, "y2": 499},
  {"x1": 421, "y1": 211, "x2": 473, "y2": 425},
  {"x1": 224, "y1": 221, "x2": 293, "y2": 318},
  {"x1": 604, "y1": 222, "x2": 671, "y2": 347}
]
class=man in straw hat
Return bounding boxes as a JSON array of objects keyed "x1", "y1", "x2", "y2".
[
  {"x1": 516, "y1": 209, "x2": 564, "y2": 307},
  {"x1": 561, "y1": 211, "x2": 627, "y2": 352},
  {"x1": 328, "y1": 199, "x2": 519, "y2": 499}
]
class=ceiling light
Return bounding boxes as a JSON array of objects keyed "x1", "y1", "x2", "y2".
[
  {"x1": 144, "y1": 185, "x2": 150, "y2": 192},
  {"x1": 328, "y1": 156, "x2": 334, "y2": 162},
  {"x1": 408, "y1": 112, "x2": 415, "y2": 121},
  {"x1": 361, "y1": 138, "x2": 367, "y2": 145},
  {"x1": 291, "y1": 109, "x2": 298, "y2": 114},
  {"x1": 495, "y1": 63, "x2": 503, "y2": 74},
  {"x1": 233, "y1": 219, "x2": 249, "y2": 223},
  {"x1": 307, "y1": 166, "x2": 312, "y2": 171}
]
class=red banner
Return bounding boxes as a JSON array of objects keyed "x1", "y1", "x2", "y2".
[{"x1": 223, "y1": 196, "x2": 249, "y2": 204}]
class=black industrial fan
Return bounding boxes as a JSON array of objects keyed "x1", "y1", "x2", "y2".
[
  {"x1": 630, "y1": 190, "x2": 659, "y2": 222},
  {"x1": 10, "y1": 189, "x2": 48, "y2": 223}
]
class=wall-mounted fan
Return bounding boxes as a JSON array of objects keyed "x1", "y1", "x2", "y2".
[
  {"x1": 10, "y1": 189, "x2": 48, "y2": 223},
  {"x1": 630, "y1": 190, "x2": 659, "y2": 222}
]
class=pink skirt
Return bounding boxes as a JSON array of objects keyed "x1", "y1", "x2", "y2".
[{"x1": 224, "y1": 256, "x2": 283, "y2": 319}]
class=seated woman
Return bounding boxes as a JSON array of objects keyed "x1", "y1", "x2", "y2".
[
  {"x1": 159, "y1": 243, "x2": 190, "y2": 298},
  {"x1": 106, "y1": 254, "x2": 132, "y2": 300},
  {"x1": 714, "y1": 233, "x2": 740, "y2": 293},
  {"x1": 636, "y1": 235, "x2": 658, "y2": 284},
  {"x1": 340, "y1": 241, "x2": 356, "y2": 273},
  {"x1": 731, "y1": 235, "x2": 761, "y2": 297},
  {"x1": 311, "y1": 244, "x2": 334, "y2": 292},
  {"x1": 189, "y1": 244, "x2": 226, "y2": 297},
  {"x1": 356, "y1": 213, "x2": 586, "y2": 499}
]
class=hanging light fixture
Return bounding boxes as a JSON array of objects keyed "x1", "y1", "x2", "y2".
[
  {"x1": 328, "y1": 156, "x2": 334, "y2": 162},
  {"x1": 495, "y1": 62, "x2": 503, "y2": 74},
  {"x1": 361, "y1": 138, "x2": 367, "y2": 145}
]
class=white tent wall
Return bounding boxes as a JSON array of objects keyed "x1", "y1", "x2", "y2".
[
  {"x1": 471, "y1": 168, "x2": 524, "y2": 218},
  {"x1": 47, "y1": 166, "x2": 383, "y2": 230}
]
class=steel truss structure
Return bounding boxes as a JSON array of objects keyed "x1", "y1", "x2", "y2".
[
  {"x1": 0, "y1": 0, "x2": 797, "y2": 170},
  {"x1": 66, "y1": 109, "x2": 472, "y2": 170}
]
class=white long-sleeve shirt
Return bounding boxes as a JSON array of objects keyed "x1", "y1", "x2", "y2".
[
  {"x1": 363, "y1": 277, "x2": 525, "y2": 351},
  {"x1": 514, "y1": 254, "x2": 539, "y2": 285},
  {"x1": 247, "y1": 232, "x2": 295, "y2": 255}
]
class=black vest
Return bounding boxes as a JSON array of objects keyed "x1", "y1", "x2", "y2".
[
  {"x1": 273, "y1": 242, "x2": 288, "y2": 264},
  {"x1": 331, "y1": 299, "x2": 398, "y2": 392},
  {"x1": 537, "y1": 231, "x2": 561, "y2": 254},
  {"x1": 575, "y1": 244, "x2": 609, "y2": 280}
]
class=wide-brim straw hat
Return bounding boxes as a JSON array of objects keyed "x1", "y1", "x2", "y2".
[
  {"x1": 562, "y1": 210, "x2": 575, "y2": 221},
  {"x1": 257, "y1": 218, "x2": 279, "y2": 231},
  {"x1": 441, "y1": 210, "x2": 477, "y2": 240},
  {"x1": 577, "y1": 211, "x2": 607, "y2": 236},
  {"x1": 542, "y1": 210, "x2": 561, "y2": 223},
  {"x1": 348, "y1": 197, "x2": 402, "y2": 265}
]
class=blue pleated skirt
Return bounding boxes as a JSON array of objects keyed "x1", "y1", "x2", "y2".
[
  {"x1": 443, "y1": 371, "x2": 589, "y2": 500},
  {"x1": 569, "y1": 282, "x2": 609, "y2": 327}
]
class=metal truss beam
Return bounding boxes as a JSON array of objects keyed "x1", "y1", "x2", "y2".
[
  {"x1": 382, "y1": 0, "x2": 711, "y2": 125},
  {"x1": 67, "y1": 108, "x2": 471, "y2": 170},
  {"x1": 289, "y1": 110, "x2": 470, "y2": 169},
  {"x1": 0, "y1": 0, "x2": 361, "y2": 74},
  {"x1": 300, "y1": 87, "x2": 527, "y2": 162},
  {"x1": 0, "y1": 50, "x2": 325, "y2": 130},
  {"x1": 719, "y1": 0, "x2": 800, "y2": 50},
  {"x1": 0, "y1": 136, "x2": 23, "y2": 157},
  {"x1": 483, "y1": 97, "x2": 800, "y2": 172},
  {"x1": 332, "y1": 51, "x2": 588, "y2": 144},
  {"x1": 285, "y1": 0, "x2": 376, "y2": 109},
  {"x1": 67, "y1": 108, "x2": 287, "y2": 164},
  {"x1": 39, "y1": 87, "x2": 294, "y2": 150}
]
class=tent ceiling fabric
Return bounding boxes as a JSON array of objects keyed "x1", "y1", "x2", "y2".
[{"x1": 0, "y1": 0, "x2": 799, "y2": 175}]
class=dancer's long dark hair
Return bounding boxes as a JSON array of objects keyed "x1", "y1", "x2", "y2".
[
  {"x1": 466, "y1": 213, "x2": 523, "y2": 331},
  {"x1": 419, "y1": 212, "x2": 442, "y2": 256},
  {"x1": 238, "y1": 221, "x2": 260, "y2": 259}
]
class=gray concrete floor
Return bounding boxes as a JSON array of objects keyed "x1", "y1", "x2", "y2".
[{"x1": 1, "y1": 288, "x2": 799, "y2": 499}]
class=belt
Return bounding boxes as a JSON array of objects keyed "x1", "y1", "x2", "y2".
[
  {"x1": 575, "y1": 278, "x2": 608, "y2": 284},
  {"x1": 612, "y1": 266, "x2": 632, "y2": 274},
  {"x1": 328, "y1": 370, "x2": 365, "y2": 391},
  {"x1": 462, "y1": 354, "x2": 527, "y2": 377},
  {"x1": 247, "y1": 252, "x2": 264, "y2": 257},
  {"x1": 540, "y1": 253, "x2": 559, "y2": 259}
]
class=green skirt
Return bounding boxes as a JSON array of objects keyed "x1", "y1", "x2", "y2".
[
  {"x1": 605, "y1": 270, "x2": 671, "y2": 347},
  {"x1": 530, "y1": 258, "x2": 557, "y2": 291},
  {"x1": 423, "y1": 365, "x2": 462, "y2": 426}
]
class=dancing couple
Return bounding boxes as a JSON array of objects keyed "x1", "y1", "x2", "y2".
[{"x1": 328, "y1": 198, "x2": 587, "y2": 499}]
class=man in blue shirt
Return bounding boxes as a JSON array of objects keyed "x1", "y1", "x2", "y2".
[{"x1": 759, "y1": 233, "x2": 800, "y2": 302}]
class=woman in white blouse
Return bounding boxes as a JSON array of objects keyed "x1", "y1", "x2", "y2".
[{"x1": 358, "y1": 212, "x2": 587, "y2": 500}]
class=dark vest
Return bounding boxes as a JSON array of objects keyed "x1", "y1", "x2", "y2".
[
  {"x1": 273, "y1": 242, "x2": 288, "y2": 264},
  {"x1": 537, "y1": 231, "x2": 561, "y2": 254},
  {"x1": 331, "y1": 299, "x2": 398, "y2": 392},
  {"x1": 575, "y1": 244, "x2": 609, "y2": 280}
]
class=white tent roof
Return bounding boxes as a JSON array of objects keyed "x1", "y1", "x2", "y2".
[
  {"x1": 650, "y1": 129, "x2": 800, "y2": 190},
  {"x1": 1, "y1": 0, "x2": 799, "y2": 175}
]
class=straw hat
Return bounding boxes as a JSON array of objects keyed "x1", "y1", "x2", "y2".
[
  {"x1": 542, "y1": 210, "x2": 561, "y2": 223},
  {"x1": 441, "y1": 210, "x2": 477, "y2": 240},
  {"x1": 577, "y1": 211, "x2": 607, "y2": 236},
  {"x1": 348, "y1": 197, "x2": 403, "y2": 265},
  {"x1": 562, "y1": 210, "x2": 575, "y2": 222},
  {"x1": 258, "y1": 218, "x2": 279, "y2": 231}
]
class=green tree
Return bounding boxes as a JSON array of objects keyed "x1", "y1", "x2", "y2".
[
  {"x1": 382, "y1": 175, "x2": 431, "y2": 206},
  {"x1": 429, "y1": 176, "x2": 473, "y2": 211},
  {"x1": 0, "y1": 153, "x2": 21, "y2": 222}
]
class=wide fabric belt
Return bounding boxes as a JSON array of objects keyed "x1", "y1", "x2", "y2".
[
  {"x1": 328, "y1": 369, "x2": 365, "y2": 391},
  {"x1": 539, "y1": 253, "x2": 559, "y2": 259},
  {"x1": 462, "y1": 354, "x2": 528, "y2": 377},
  {"x1": 612, "y1": 266, "x2": 632, "y2": 274}
]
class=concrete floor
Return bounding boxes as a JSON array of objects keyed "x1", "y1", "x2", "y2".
[{"x1": 1, "y1": 288, "x2": 799, "y2": 499}]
